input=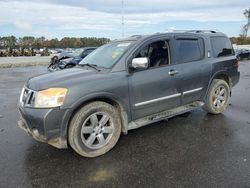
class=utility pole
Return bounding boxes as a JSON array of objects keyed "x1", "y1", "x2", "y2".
[{"x1": 122, "y1": 0, "x2": 124, "y2": 37}]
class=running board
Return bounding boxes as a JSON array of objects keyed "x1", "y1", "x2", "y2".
[{"x1": 128, "y1": 101, "x2": 204, "y2": 130}]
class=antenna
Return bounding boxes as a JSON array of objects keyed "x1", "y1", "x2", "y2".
[{"x1": 121, "y1": 0, "x2": 124, "y2": 37}]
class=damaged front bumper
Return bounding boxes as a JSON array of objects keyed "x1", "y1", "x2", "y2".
[
  {"x1": 18, "y1": 103, "x2": 70, "y2": 149},
  {"x1": 18, "y1": 119, "x2": 67, "y2": 149}
]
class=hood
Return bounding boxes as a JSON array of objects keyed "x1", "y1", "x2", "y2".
[
  {"x1": 58, "y1": 52, "x2": 74, "y2": 60},
  {"x1": 27, "y1": 67, "x2": 98, "y2": 91},
  {"x1": 60, "y1": 57, "x2": 74, "y2": 63},
  {"x1": 60, "y1": 56, "x2": 82, "y2": 64}
]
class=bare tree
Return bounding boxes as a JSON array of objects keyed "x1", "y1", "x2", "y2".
[{"x1": 242, "y1": 8, "x2": 250, "y2": 37}]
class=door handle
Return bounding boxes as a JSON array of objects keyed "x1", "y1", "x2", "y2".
[{"x1": 168, "y1": 70, "x2": 179, "y2": 76}]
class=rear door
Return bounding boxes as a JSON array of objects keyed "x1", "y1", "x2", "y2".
[{"x1": 173, "y1": 36, "x2": 211, "y2": 105}]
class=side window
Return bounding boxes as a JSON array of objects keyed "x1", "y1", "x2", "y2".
[
  {"x1": 210, "y1": 37, "x2": 233, "y2": 57},
  {"x1": 176, "y1": 38, "x2": 204, "y2": 63},
  {"x1": 80, "y1": 51, "x2": 88, "y2": 58},
  {"x1": 135, "y1": 40, "x2": 170, "y2": 68},
  {"x1": 81, "y1": 49, "x2": 93, "y2": 58}
]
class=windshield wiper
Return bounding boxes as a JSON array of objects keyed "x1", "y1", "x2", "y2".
[{"x1": 80, "y1": 63, "x2": 99, "y2": 71}]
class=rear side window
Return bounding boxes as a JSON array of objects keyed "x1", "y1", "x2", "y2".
[
  {"x1": 176, "y1": 38, "x2": 204, "y2": 63},
  {"x1": 210, "y1": 37, "x2": 233, "y2": 57}
]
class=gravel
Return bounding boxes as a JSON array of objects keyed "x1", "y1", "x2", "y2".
[{"x1": 0, "y1": 55, "x2": 54, "y2": 68}]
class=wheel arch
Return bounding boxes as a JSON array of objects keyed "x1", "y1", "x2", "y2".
[
  {"x1": 205, "y1": 71, "x2": 232, "y2": 99},
  {"x1": 65, "y1": 63, "x2": 76, "y2": 68},
  {"x1": 64, "y1": 93, "x2": 130, "y2": 139}
]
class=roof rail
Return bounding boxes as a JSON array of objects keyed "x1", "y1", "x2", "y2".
[
  {"x1": 163, "y1": 30, "x2": 187, "y2": 33},
  {"x1": 184, "y1": 30, "x2": 217, "y2": 33},
  {"x1": 130, "y1": 35, "x2": 143, "y2": 38}
]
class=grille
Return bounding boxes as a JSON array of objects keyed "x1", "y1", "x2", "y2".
[{"x1": 20, "y1": 88, "x2": 35, "y2": 106}]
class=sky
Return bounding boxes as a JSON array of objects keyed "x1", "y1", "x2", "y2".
[{"x1": 0, "y1": 0, "x2": 249, "y2": 39}]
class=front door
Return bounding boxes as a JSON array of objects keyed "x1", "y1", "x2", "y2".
[{"x1": 128, "y1": 39, "x2": 182, "y2": 120}]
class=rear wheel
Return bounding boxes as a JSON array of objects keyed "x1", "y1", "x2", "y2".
[
  {"x1": 68, "y1": 101, "x2": 121, "y2": 157},
  {"x1": 203, "y1": 79, "x2": 230, "y2": 114}
]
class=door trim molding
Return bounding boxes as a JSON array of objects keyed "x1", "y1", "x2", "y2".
[
  {"x1": 183, "y1": 87, "x2": 203, "y2": 95},
  {"x1": 134, "y1": 93, "x2": 181, "y2": 107},
  {"x1": 134, "y1": 87, "x2": 203, "y2": 107}
]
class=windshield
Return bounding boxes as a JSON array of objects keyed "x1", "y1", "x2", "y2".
[{"x1": 79, "y1": 41, "x2": 134, "y2": 68}]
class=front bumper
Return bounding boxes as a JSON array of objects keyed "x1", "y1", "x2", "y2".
[
  {"x1": 48, "y1": 65, "x2": 61, "y2": 72},
  {"x1": 18, "y1": 105, "x2": 69, "y2": 149},
  {"x1": 18, "y1": 119, "x2": 46, "y2": 142}
]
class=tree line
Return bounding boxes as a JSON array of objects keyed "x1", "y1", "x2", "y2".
[
  {"x1": 230, "y1": 36, "x2": 250, "y2": 45},
  {"x1": 0, "y1": 36, "x2": 111, "y2": 49}
]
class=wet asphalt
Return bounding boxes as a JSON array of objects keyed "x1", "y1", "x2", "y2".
[{"x1": 0, "y1": 61, "x2": 250, "y2": 188}]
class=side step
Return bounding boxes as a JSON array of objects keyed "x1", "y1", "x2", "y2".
[{"x1": 128, "y1": 101, "x2": 204, "y2": 130}]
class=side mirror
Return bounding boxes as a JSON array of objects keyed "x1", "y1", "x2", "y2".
[{"x1": 131, "y1": 57, "x2": 149, "y2": 70}]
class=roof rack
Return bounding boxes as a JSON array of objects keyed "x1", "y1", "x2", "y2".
[
  {"x1": 129, "y1": 35, "x2": 143, "y2": 39},
  {"x1": 184, "y1": 30, "x2": 217, "y2": 33}
]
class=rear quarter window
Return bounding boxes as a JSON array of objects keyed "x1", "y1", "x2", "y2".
[
  {"x1": 210, "y1": 37, "x2": 233, "y2": 57},
  {"x1": 175, "y1": 38, "x2": 204, "y2": 63}
]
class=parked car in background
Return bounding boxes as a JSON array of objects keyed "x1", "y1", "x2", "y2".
[
  {"x1": 236, "y1": 49, "x2": 250, "y2": 60},
  {"x1": 48, "y1": 47, "x2": 97, "y2": 71}
]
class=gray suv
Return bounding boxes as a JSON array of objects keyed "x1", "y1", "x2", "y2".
[{"x1": 18, "y1": 31, "x2": 240, "y2": 157}]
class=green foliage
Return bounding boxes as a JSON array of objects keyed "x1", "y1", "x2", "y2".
[
  {"x1": 230, "y1": 37, "x2": 250, "y2": 45},
  {"x1": 0, "y1": 36, "x2": 111, "y2": 49},
  {"x1": 0, "y1": 36, "x2": 17, "y2": 48}
]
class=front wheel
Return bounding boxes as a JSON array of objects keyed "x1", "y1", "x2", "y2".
[
  {"x1": 203, "y1": 79, "x2": 230, "y2": 114},
  {"x1": 68, "y1": 101, "x2": 121, "y2": 157},
  {"x1": 65, "y1": 64, "x2": 75, "y2": 69}
]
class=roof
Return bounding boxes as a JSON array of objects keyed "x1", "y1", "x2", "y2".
[
  {"x1": 152, "y1": 30, "x2": 226, "y2": 38},
  {"x1": 116, "y1": 30, "x2": 227, "y2": 42}
]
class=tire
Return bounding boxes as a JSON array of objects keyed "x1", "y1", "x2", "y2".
[
  {"x1": 65, "y1": 64, "x2": 75, "y2": 69},
  {"x1": 68, "y1": 101, "x2": 121, "y2": 157},
  {"x1": 203, "y1": 79, "x2": 230, "y2": 114}
]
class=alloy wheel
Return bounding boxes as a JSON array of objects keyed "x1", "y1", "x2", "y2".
[{"x1": 80, "y1": 112, "x2": 114, "y2": 149}]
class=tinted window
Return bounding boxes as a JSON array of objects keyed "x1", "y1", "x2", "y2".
[
  {"x1": 80, "y1": 49, "x2": 94, "y2": 58},
  {"x1": 176, "y1": 38, "x2": 204, "y2": 63},
  {"x1": 211, "y1": 37, "x2": 233, "y2": 57}
]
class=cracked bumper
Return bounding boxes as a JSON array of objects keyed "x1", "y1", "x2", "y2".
[
  {"x1": 18, "y1": 105, "x2": 69, "y2": 149},
  {"x1": 18, "y1": 119, "x2": 67, "y2": 149}
]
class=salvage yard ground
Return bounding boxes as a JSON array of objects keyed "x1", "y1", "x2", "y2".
[
  {"x1": 0, "y1": 55, "x2": 54, "y2": 68},
  {"x1": 0, "y1": 61, "x2": 250, "y2": 187}
]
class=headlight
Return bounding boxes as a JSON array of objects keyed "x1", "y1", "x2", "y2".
[{"x1": 34, "y1": 88, "x2": 68, "y2": 108}]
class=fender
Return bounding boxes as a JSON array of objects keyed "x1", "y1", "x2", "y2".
[
  {"x1": 204, "y1": 70, "x2": 232, "y2": 100},
  {"x1": 60, "y1": 92, "x2": 130, "y2": 140}
]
